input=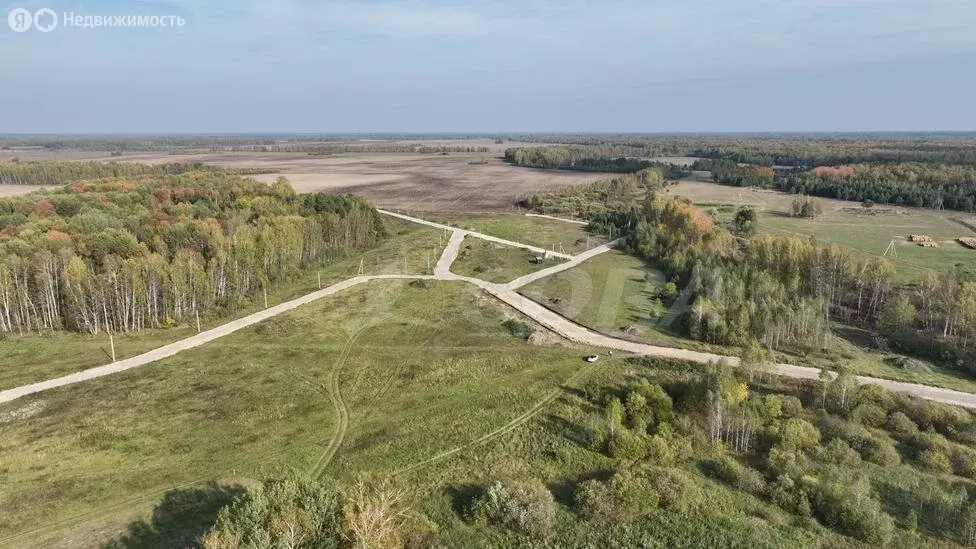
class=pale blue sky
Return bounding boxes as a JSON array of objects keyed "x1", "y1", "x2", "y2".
[{"x1": 1, "y1": 0, "x2": 974, "y2": 133}]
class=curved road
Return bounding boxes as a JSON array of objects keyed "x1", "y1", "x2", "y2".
[{"x1": 2, "y1": 213, "x2": 976, "y2": 410}]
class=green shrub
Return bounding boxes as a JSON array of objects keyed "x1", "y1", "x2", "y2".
[
  {"x1": 919, "y1": 449, "x2": 953, "y2": 474},
  {"x1": 609, "y1": 468, "x2": 660, "y2": 516},
  {"x1": 769, "y1": 474, "x2": 810, "y2": 516},
  {"x1": 809, "y1": 479, "x2": 895, "y2": 545},
  {"x1": 633, "y1": 380, "x2": 673, "y2": 416},
  {"x1": 587, "y1": 423, "x2": 609, "y2": 453},
  {"x1": 821, "y1": 438, "x2": 861, "y2": 467},
  {"x1": 759, "y1": 395, "x2": 783, "y2": 421},
  {"x1": 951, "y1": 447, "x2": 976, "y2": 479},
  {"x1": 711, "y1": 456, "x2": 766, "y2": 496},
  {"x1": 856, "y1": 384, "x2": 894, "y2": 413},
  {"x1": 470, "y1": 478, "x2": 556, "y2": 537},
  {"x1": 625, "y1": 391, "x2": 652, "y2": 432},
  {"x1": 851, "y1": 403, "x2": 886, "y2": 428},
  {"x1": 645, "y1": 434, "x2": 676, "y2": 466},
  {"x1": 574, "y1": 480, "x2": 618, "y2": 523},
  {"x1": 853, "y1": 436, "x2": 901, "y2": 467},
  {"x1": 201, "y1": 477, "x2": 342, "y2": 549},
  {"x1": 766, "y1": 445, "x2": 809, "y2": 478},
  {"x1": 501, "y1": 320, "x2": 534, "y2": 341},
  {"x1": 712, "y1": 456, "x2": 744, "y2": 485},
  {"x1": 778, "y1": 418, "x2": 821, "y2": 452},
  {"x1": 608, "y1": 430, "x2": 648, "y2": 460},
  {"x1": 779, "y1": 395, "x2": 803, "y2": 418},
  {"x1": 886, "y1": 411, "x2": 918, "y2": 440},
  {"x1": 652, "y1": 468, "x2": 702, "y2": 512},
  {"x1": 737, "y1": 467, "x2": 767, "y2": 496}
]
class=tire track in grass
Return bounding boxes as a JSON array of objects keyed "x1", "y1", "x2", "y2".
[
  {"x1": 309, "y1": 327, "x2": 368, "y2": 479},
  {"x1": 394, "y1": 361, "x2": 598, "y2": 477}
]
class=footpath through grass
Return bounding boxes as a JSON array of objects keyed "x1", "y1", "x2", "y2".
[
  {"x1": 0, "y1": 280, "x2": 592, "y2": 548},
  {"x1": 0, "y1": 217, "x2": 445, "y2": 391}
]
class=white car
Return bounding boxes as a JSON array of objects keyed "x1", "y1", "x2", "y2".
[{"x1": 585, "y1": 355, "x2": 599, "y2": 363}]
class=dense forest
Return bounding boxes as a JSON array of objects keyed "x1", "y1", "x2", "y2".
[
  {"x1": 0, "y1": 161, "x2": 269, "y2": 186},
  {"x1": 506, "y1": 134, "x2": 976, "y2": 167},
  {"x1": 504, "y1": 146, "x2": 691, "y2": 177},
  {"x1": 611, "y1": 194, "x2": 894, "y2": 351},
  {"x1": 779, "y1": 163, "x2": 976, "y2": 212},
  {"x1": 624, "y1": 195, "x2": 976, "y2": 371},
  {"x1": 0, "y1": 173, "x2": 385, "y2": 335},
  {"x1": 692, "y1": 159, "x2": 976, "y2": 213}
]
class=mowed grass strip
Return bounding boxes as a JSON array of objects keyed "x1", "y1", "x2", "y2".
[
  {"x1": 0, "y1": 280, "x2": 588, "y2": 548},
  {"x1": 0, "y1": 217, "x2": 446, "y2": 391},
  {"x1": 450, "y1": 237, "x2": 567, "y2": 284},
  {"x1": 519, "y1": 250, "x2": 676, "y2": 345},
  {"x1": 410, "y1": 211, "x2": 605, "y2": 254}
]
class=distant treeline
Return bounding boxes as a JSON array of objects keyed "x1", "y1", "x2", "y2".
[
  {"x1": 0, "y1": 134, "x2": 496, "y2": 152},
  {"x1": 694, "y1": 159, "x2": 976, "y2": 213},
  {"x1": 0, "y1": 161, "x2": 270, "y2": 186},
  {"x1": 9, "y1": 134, "x2": 976, "y2": 166},
  {"x1": 504, "y1": 135, "x2": 976, "y2": 167},
  {"x1": 780, "y1": 164, "x2": 976, "y2": 212},
  {"x1": 519, "y1": 168, "x2": 668, "y2": 218},
  {"x1": 303, "y1": 144, "x2": 489, "y2": 154},
  {"x1": 0, "y1": 173, "x2": 385, "y2": 335},
  {"x1": 504, "y1": 146, "x2": 691, "y2": 178},
  {"x1": 691, "y1": 159, "x2": 775, "y2": 187}
]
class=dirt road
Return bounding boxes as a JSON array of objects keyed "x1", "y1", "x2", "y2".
[{"x1": 3, "y1": 214, "x2": 976, "y2": 410}]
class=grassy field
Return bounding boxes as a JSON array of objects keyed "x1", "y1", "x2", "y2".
[
  {"x1": 450, "y1": 236, "x2": 568, "y2": 284},
  {"x1": 0, "y1": 217, "x2": 445, "y2": 391},
  {"x1": 518, "y1": 250, "x2": 682, "y2": 346},
  {"x1": 408, "y1": 211, "x2": 605, "y2": 254},
  {"x1": 667, "y1": 181, "x2": 976, "y2": 281},
  {"x1": 0, "y1": 280, "x2": 597, "y2": 548}
]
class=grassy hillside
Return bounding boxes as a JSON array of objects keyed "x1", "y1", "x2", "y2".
[{"x1": 0, "y1": 280, "x2": 592, "y2": 547}]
